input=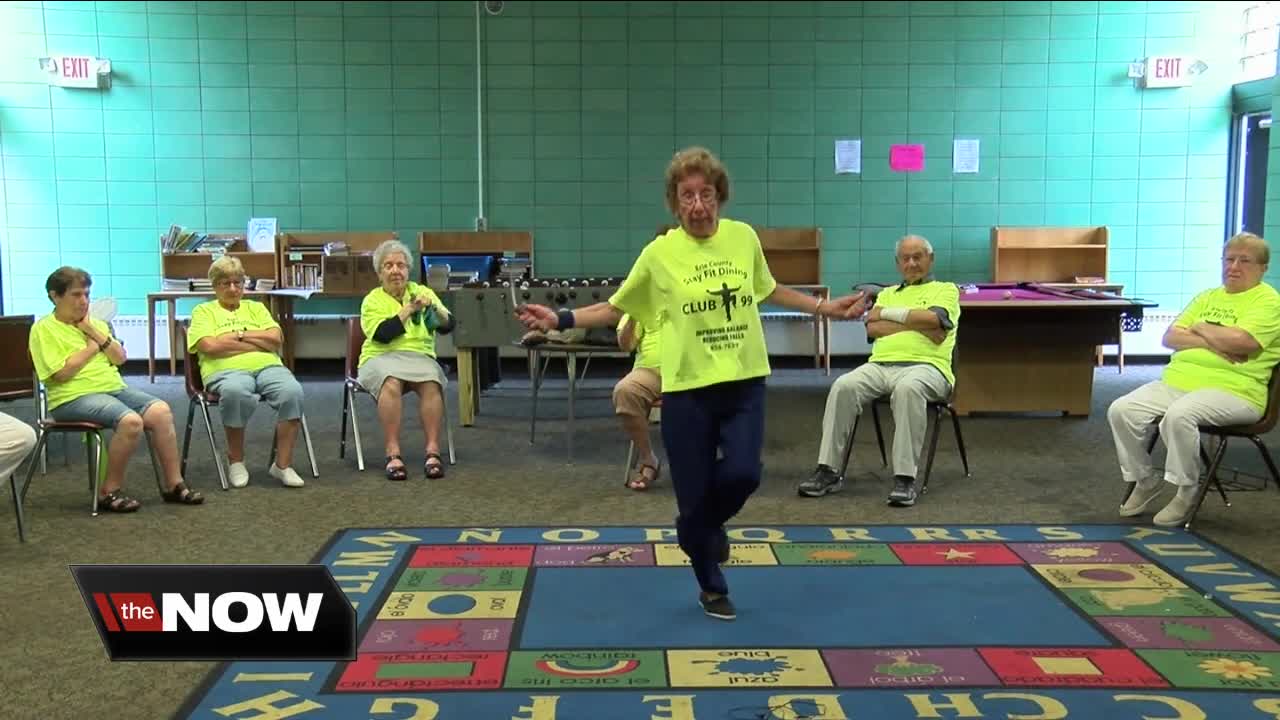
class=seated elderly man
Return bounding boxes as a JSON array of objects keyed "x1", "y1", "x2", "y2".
[
  {"x1": 359, "y1": 239, "x2": 456, "y2": 481},
  {"x1": 615, "y1": 312, "x2": 664, "y2": 490},
  {"x1": 1110, "y1": 232, "x2": 1280, "y2": 526},
  {"x1": 798, "y1": 235, "x2": 959, "y2": 507},
  {"x1": 188, "y1": 255, "x2": 307, "y2": 488}
]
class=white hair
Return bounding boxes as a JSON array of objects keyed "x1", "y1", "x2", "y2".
[
  {"x1": 895, "y1": 234, "x2": 934, "y2": 256},
  {"x1": 373, "y1": 239, "x2": 414, "y2": 271}
]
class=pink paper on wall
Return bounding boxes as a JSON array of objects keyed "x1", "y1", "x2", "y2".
[{"x1": 890, "y1": 144, "x2": 925, "y2": 172}]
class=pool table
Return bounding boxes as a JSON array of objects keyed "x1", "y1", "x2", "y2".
[{"x1": 949, "y1": 282, "x2": 1152, "y2": 417}]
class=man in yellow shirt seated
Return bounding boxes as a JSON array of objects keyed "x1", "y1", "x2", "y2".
[
  {"x1": 1110, "y1": 232, "x2": 1280, "y2": 526},
  {"x1": 615, "y1": 312, "x2": 663, "y2": 490},
  {"x1": 799, "y1": 235, "x2": 959, "y2": 508}
]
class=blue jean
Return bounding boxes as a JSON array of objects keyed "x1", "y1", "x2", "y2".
[
  {"x1": 207, "y1": 366, "x2": 304, "y2": 428},
  {"x1": 51, "y1": 387, "x2": 163, "y2": 428},
  {"x1": 660, "y1": 377, "x2": 767, "y2": 596}
]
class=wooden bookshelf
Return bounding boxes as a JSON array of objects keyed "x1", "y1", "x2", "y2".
[
  {"x1": 756, "y1": 227, "x2": 822, "y2": 285},
  {"x1": 160, "y1": 235, "x2": 277, "y2": 289},
  {"x1": 276, "y1": 231, "x2": 395, "y2": 295},
  {"x1": 419, "y1": 231, "x2": 533, "y2": 256},
  {"x1": 991, "y1": 226, "x2": 1109, "y2": 283}
]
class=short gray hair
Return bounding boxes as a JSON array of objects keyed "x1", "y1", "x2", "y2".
[
  {"x1": 895, "y1": 234, "x2": 934, "y2": 256},
  {"x1": 208, "y1": 254, "x2": 245, "y2": 285},
  {"x1": 373, "y1": 239, "x2": 414, "y2": 271}
]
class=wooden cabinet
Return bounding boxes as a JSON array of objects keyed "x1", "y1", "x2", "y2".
[
  {"x1": 756, "y1": 227, "x2": 822, "y2": 285},
  {"x1": 990, "y1": 226, "x2": 1109, "y2": 283}
]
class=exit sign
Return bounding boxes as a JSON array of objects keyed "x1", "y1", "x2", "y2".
[
  {"x1": 1143, "y1": 55, "x2": 1192, "y2": 88},
  {"x1": 38, "y1": 55, "x2": 112, "y2": 89}
]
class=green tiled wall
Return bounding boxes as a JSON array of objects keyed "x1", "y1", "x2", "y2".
[{"x1": 0, "y1": 1, "x2": 1243, "y2": 316}]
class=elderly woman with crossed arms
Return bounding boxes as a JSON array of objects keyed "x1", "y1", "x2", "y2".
[{"x1": 358, "y1": 239, "x2": 456, "y2": 482}]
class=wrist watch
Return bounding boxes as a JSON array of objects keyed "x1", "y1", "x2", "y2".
[
  {"x1": 237, "y1": 329, "x2": 245, "y2": 341},
  {"x1": 98, "y1": 338, "x2": 111, "y2": 351}
]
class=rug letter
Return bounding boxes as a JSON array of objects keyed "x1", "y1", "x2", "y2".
[{"x1": 1112, "y1": 694, "x2": 1206, "y2": 720}]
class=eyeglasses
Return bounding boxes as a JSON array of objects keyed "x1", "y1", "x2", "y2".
[
  {"x1": 1222, "y1": 255, "x2": 1260, "y2": 266},
  {"x1": 216, "y1": 279, "x2": 245, "y2": 288},
  {"x1": 678, "y1": 189, "x2": 717, "y2": 208}
]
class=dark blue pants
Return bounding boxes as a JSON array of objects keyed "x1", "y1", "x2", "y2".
[{"x1": 660, "y1": 377, "x2": 766, "y2": 596}]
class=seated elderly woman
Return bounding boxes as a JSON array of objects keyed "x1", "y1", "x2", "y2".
[
  {"x1": 30, "y1": 266, "x2": 204, "y2": 511},
  {"x1": 1109, "y1": 232, "x2": 1280, "y2": 526},
  {"x1": 358, "y1": 239, "x2": 455, "y2": 481},
  {"x1": 187, "y1": 255, "x2": 307, "y2": 488}
]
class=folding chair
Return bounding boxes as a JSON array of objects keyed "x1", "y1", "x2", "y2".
[
  {"x1": 839, "y1": 368, "x2": 967, "y2": 491},
  {"x1": 339, "y1": 317, "x2": 456, "y2": 471},
  {"x1": 1135, "y1": 364, "x2": 1280, "y2": 530},
  {"x1": 178, "y1": 324, "x2": 319, "y2": 490},
  {"x1": 15, "y1": 373, "x2": 162, "y2": 540},
  {"x1": 0, "y1": 315, "x2": 46, "y2": 475}
]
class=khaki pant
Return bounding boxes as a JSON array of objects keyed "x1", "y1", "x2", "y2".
[
  {"x1": 0, "y1": 411, "x2": 36, "y2": 480},
  {"x1": 1108, "y1": 380, "x2": 1260, "y2": 487},
  {"x1": 614, "y1": 367, "x2": 661, "y2": 418},
  {"x1": 818, "y1": 363, "x2": 951, "y2": 479}
]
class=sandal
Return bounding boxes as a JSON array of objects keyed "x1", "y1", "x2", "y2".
[
  {"x1": 385, "y1": 454, "x2": 408, "y2": 481},
  {"x1": 161, "y1": 482, "x2": 204, "y2": 505},
  {"x1": 97, "y1": 489, "x2": 141, "y2": 513},
  {"x1": 626, "y1": 460, "x2": 662, "y2": 491},
  {"x1": 425, "y1": 452, "x2": 445, "y2": 479}
]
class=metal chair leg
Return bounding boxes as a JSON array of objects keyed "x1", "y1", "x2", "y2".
[
  {"x1": 18, "y1": 430, "x2": 48, "y2": 507},
  {"x1": 950, "y1": 407, "x2": 971, "y2": 477},
  {"x1": 12, "y1": 473, "x2": 26, "y2": 543},
  {"x1": 89, "y1": 431, "x2": 103, "y2": 517},
  {"x1": 301, "y1": 414, "x2": 319, "y2": 478},
  {"x1": 1185, "y1": 436, "x2": 1231, "y2": 530},
  {"x1": 1246, "y1": 435, "x2": 1280, "y2": 490},
  {"x1": 180, "y1": 400, "x2": 196, "y2": 478},
  {"x1": 339, "y1": 381, "x2": 351, "y2": 460},
  {"x1": 349, "y1": 385, "x2": 366, "y2": 472},
  {"x1": 870, "y1": 401, "x2": 887, "y2": 467},
  {"x1": 839, "y1": 414, "x2": 861, "y2": 478},
  {"x1": 919, "y1": 405, "x2": 944, "y2": 493},
  {"x1": 529, "y1": 349, "x2": 543, "y2": 444},
  {"x1": 199, "y1": 400, "x2": 229, "y2": 491},
  {"x1": 443, "y1": 389, "x2": 456, "y2": 465}
]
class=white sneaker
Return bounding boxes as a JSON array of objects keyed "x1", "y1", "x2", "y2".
[
  {"x1": 227, "y1": 461, "x2": 250, "y2": 488},
  {"x1": 270, "y1": 464, "x2": 305, "y2": 488},
  {"x1": 1153, "y1": 492, "x2": 1198, "y2": 527},
  {"x1": 1119, "y1": 480, "x2": 1167, "y2": 517}
]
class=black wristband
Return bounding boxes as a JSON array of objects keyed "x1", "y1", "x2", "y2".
[
  {"x1": 556, "y1": 309, "x2": 575, "y2": 330},
  {"x1": 99, "y1": 338, "x2": 111, "y2": 351}
]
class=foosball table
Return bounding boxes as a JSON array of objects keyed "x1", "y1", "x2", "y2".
[{"x1": 450, "y1": 277, "x2": 627, "y2": 427}]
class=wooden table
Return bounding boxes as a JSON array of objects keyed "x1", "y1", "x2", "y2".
[
  {"x1": 952, "y1": 283, "x2": 1149, "y2": 417},
  {"x1": 1043, "y1": 283, "x2": 1127, "y2": 373},
  {"x1": 778, "y1": 284, "x2": 832, "y2": 375}
]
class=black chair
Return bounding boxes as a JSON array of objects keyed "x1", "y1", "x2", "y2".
[
  {"x1": 339, "y1": 318, "x2": 456, "y2": 471},
  {"x1": 1135, "y1": 364, "x2": 1280, "y2": 529},
  {"x1": 179, "y1": 324, "x2": 319, "y2": 490},
  {"x1": 839, "y1": 384, "x2": 971, "y2": 496}
]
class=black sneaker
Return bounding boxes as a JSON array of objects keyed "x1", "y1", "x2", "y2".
[
  {"x1": 798, "y1": 465, "x2": 844, "y2": 497},
  {"x1": 887, "y1": 476, "x2": 917, "y2": 507},
  {"x1": 699, "y1": 593, "x2": 736, "y2": 620}
]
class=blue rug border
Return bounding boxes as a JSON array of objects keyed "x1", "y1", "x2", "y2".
[{"x1": 174, "y1": 523, "x2": 1280, "y2": 720}]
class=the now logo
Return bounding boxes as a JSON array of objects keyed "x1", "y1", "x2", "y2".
[
  {"x1": 70, "y1": 565, "x2": 355, "y2": 661},
  {"x1": 93, "y1": 591, "x2": 324, "y2": 633}
]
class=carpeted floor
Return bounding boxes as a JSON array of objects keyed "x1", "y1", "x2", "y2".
[{"x1": 4, "y1": 358, "x2": 1279, "y2": 719}]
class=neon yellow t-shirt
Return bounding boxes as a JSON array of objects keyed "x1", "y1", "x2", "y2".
[
  {"x1": 30, "y1": 314, "x2": 126, "y2": 410},
  {"x1": 359, "y1": 281, "x2": 442, "y2": 368},
  {"x1": 1162, "y1": 283, "x2": 1280, "y2": 412},
  {"x1": 869, "y1": 281, "x2": 961, "y2": 386},
  {"x1": 609, "y1": 219, "x2": 777, "y2": 393},
  {"x1": 186, "y1": 299, "x2": 283, "y2": 382},
  {"x1": 617, "y1": 313, "x2": 662, "y2": 370}
]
